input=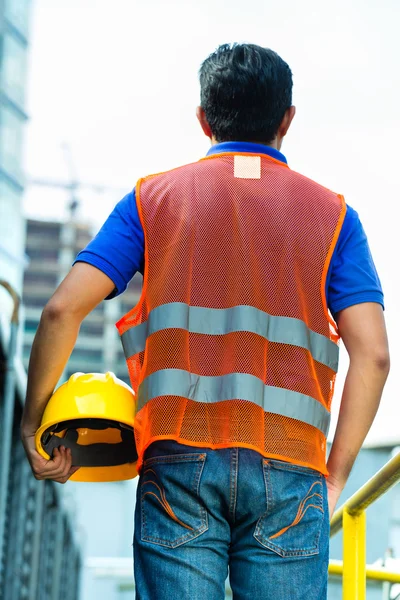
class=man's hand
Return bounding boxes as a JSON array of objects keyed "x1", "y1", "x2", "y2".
[
  {"x1": 326, "y1": 475, "x2": 344, "y2": 520},
  {"x1": 21, "y1": 431, "x2": 79, "y2": 484}
]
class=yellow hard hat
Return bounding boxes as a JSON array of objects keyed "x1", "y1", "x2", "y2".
[{"x1": 35, "y1": 372, "x2": 138, "y2": 482}]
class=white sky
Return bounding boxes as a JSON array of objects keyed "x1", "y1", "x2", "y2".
[{"x1": 24, "y1": 0, "x2": 400, "y2": 445}]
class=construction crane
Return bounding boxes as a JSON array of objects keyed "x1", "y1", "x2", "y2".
[{"x1": 28, "y1": 142, "x2": 126, "y2": 220}]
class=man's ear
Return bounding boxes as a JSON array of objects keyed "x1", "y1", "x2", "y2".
[
  {"x1": 278, "y1": 105, "x2": 296, "y2": 139},
  {"x1": 196, "y1": 106, "x2": 213, "y2": 139}
]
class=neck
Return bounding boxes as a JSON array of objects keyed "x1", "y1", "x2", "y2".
[{"x1": 211, "y1": 137, "x2": 281, "y2": 149}]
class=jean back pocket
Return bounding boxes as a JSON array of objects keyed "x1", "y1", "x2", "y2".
[
  {"x1": 140, "y1": 453, "x2": 208, "y2": 548},
  {"x1": 254, "y1": 459, "x2": 327, "y2": 557}
]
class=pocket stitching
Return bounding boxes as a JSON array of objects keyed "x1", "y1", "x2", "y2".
[
  {"x1": 267, "y1": 459, "x2": 323, "y2": 478},
  {"x1": 143, "y1": 453, "x2": 206, "y2": 468},
  {"x1": 256, "y1": 540, "x2": 321, "y2": 558},
  {"x1": 253, "y1": 460, "x2": 272, "y2": 546},
  {"x1": 264, "y1": 460, "x2": 273, "y2": 514}
]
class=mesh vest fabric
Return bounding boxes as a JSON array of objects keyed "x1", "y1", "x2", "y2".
[{"x1": 116, "y1": 152, "x2": 346, "y2": 474}]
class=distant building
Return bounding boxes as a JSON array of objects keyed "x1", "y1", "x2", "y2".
[
  {"x1": 0, "y1": 5, "x2": 82, "y2": 600},
  {"x1": 0, "y1": 0, "x2": 31, "y2": 302},
  {"x1": 22, "y1": 217, "x2": 142, "y2": 383}
]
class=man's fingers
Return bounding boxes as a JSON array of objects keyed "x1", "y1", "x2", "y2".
[
  {"x1": 43, "y1": 447, "x2": 67, "y2": 472},
  {"x1": 54, "y1": 462, "x2": 81, "y2": 485},
  {"x1": 47, "y1": 446, "x2": 65, "y2": 470},
  {"x1": 60, "y1": 448, "x2": 74, "y2": 478},
  {"x1": 23, "y1": 433, "x2": 78, "y2": 483},
  {"x1": 32, "y1": 446, "x2": 74, "y2": 480}
]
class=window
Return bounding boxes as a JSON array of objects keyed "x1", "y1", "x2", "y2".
[
  {"x1": 23, "y1": 294, "x2": 51, "y2": 309},
  {"x1": 27, "y1": 222, "x2": 60, "y2": 240},
  {"x1": 24, "y1": 319, "x2": 38, "y2": 333},
  {"x1": 70, "y1": 348, "x2": 103, "y2": 361},
  {"x1": 80, "y1": 321, "x2": 104, "y2": 336},
  {"x1": 92, "y1": 303, "x2": 104, "y2": 315},
  {"x1": 120, "y1": 297, "x2": 141, "y2": 315},
  {"x1": 0, "y1": 179, "x2": 25, "y2": 289},
  {"x1": 128, "y1": 273, "x2": 143, "y2": 293},
  {"x1": 24, "y1": 272, "x2": 57, "y2": 288},
  {"x1": 76, "y1": 231, "x2": 92, "y2": 249},
  {"x1": 2, "y1": 33, "x2": 27, "y2": 107},
  {"x1": 5, "y1": 0, "x2": 31, "y2": 38},
  {"x1": 27, "y1": 248, "x2": 59, "y2": 262},
  {"x1": 116, "y1": 349, "x2": 126, "y2": 362},
  {"x1": 114, "y1": 372, "x2": 130, "y2": 387},
  {"x1": 22, "y1": 344, "x2": 31, "y2": 362},
  {"x1": 0, "y1": 105, "x2": 24, "y2": 180}
]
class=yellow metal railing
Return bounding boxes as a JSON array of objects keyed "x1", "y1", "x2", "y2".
[{"x1": 328, "y1": 451, "x2": 400, "y2": 599}]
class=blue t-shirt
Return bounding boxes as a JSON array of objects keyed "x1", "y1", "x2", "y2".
[{"x1": 75, "y1": 142, "x2": 384, "y2": 317}]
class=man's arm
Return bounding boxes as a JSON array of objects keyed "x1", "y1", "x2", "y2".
[
  {"x1": 326, "y1": 302, "x2": 390, "y2": 516},
  {"x1": 21, "y1": 263, "x2": 115, "y2": 483}
]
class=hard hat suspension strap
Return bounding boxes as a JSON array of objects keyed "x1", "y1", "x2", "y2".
[{"x1": 41, "y1": 419, "x2": 138, "y2": 468}]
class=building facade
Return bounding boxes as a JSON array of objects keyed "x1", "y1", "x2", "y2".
[
  {"x1": 0, "y1": 3, "x2": 82, "y2": 599},
  {"x1": 0, "y1": 0, "x2": 30, "y2": 304},
  {"x1": 22, "y1": 217, "x2": 142, "y2": 384}
]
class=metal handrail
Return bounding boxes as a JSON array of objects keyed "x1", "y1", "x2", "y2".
[
  {"x1": 329, "y1": 560, "x2": 400, "y2": 584},
  {"x1": 330, "y1": 451, "x2": 400, "y2": 537},
  {"x1": 0, "y1": 280, "x2": 20, "y2": 325},
  {"x1": 328, "y1": 451, "x2": 400, "y2": 599}
]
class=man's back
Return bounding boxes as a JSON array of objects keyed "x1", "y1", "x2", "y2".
[{"x1": 117, "y1": 150, "x2": 344, "y2": 476}]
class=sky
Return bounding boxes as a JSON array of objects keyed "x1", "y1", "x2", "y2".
[{"x1": 24, "y1": 0, "x2": 400, "y2": 445}]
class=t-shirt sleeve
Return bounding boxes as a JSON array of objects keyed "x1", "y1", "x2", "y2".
[
  {"x1": 73, "y1": 188, "x2": 144, "y2": 299},
  {"x1": 326, "y1": 204, "x2": 384, "y2": 317}
]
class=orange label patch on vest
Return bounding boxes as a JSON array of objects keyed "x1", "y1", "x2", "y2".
[{"x1": 234, "y1": 155, "x2": 261, "y2": 179}]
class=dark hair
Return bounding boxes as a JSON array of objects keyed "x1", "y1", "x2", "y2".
[{"x1": 199, "y1": 43, "x2": 293, "y2": 144}]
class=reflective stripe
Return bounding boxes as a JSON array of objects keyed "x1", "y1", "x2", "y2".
[
  {"x1": 137, "y1": 369, "x2": 331, "y2": 436},
  {"x1": 121, "y1": 303, "x2": 338, "y2": 371}
]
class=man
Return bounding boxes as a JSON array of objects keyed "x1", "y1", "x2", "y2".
[{"x1": 22, "y1": 44, "x2": 389, "y2": 599}]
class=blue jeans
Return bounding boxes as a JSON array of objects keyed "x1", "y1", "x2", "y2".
[{"x1": 134, "y1": 441, "x2": 330, "y2": 600}]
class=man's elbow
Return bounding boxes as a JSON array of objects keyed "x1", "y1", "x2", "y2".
[
  {"x1": 358, "y1": 345, "x2": 391, "y2": 375},
  {"x1": 348, "y1": 344, "x2": 390, "y2": 376},
  {"x1": 42, "y1": 297, "x2": 76, "y2": 323},
  {"x1": 372, "y1": 347, "x2": 391, "y2": 374}
]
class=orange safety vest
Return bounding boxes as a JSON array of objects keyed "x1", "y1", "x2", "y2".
[{"x1": 116, "y1": 152, "x2": 346, "y2": 475}]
